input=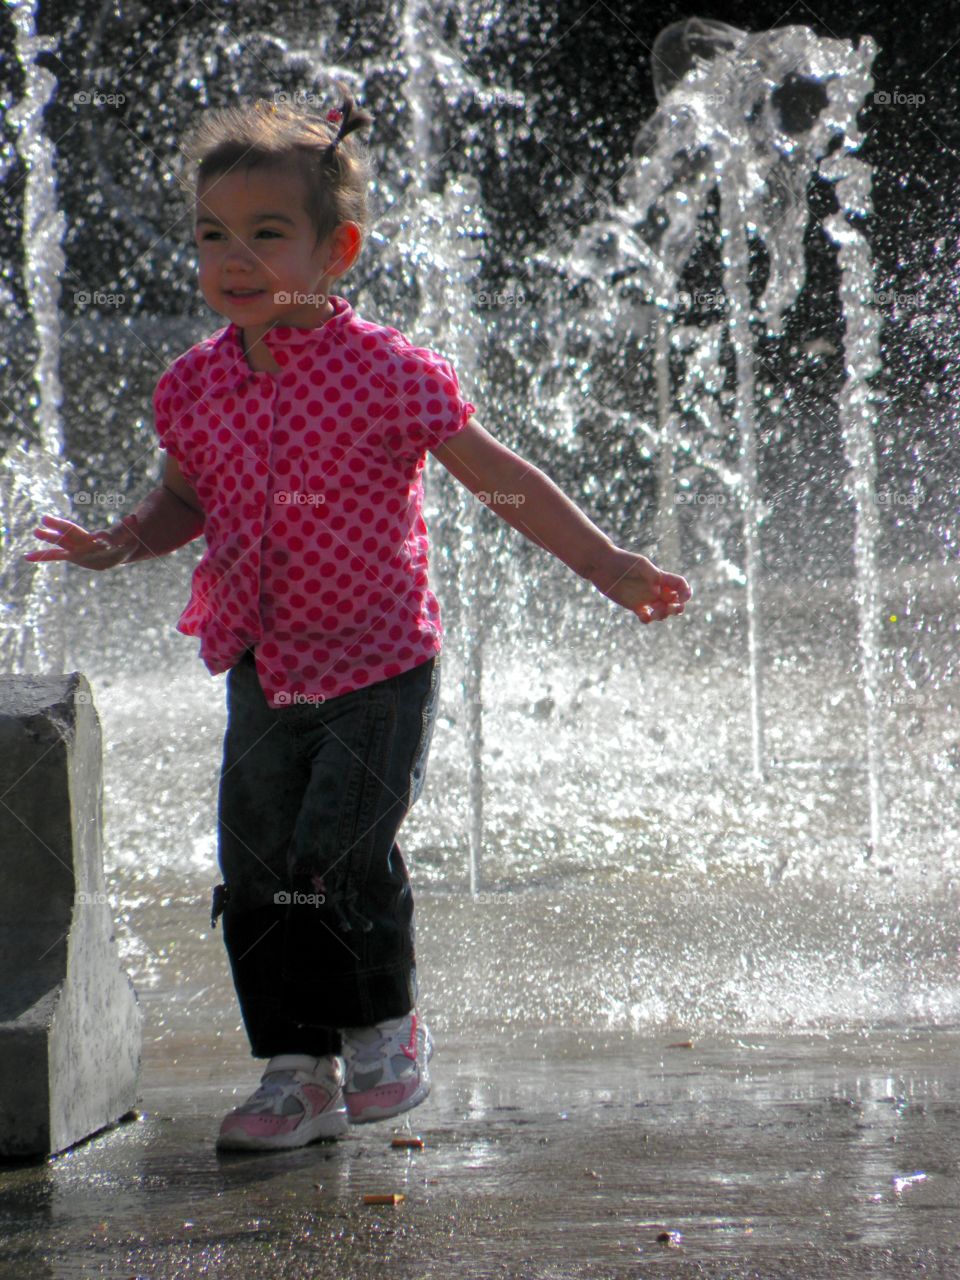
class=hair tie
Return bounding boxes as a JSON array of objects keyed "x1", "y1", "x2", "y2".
[{"x1": 325, "y1": 105, "x2": 346, "y2": 159}]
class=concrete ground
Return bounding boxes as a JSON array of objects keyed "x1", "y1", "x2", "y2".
[{"x1": 1, "y1": 885, "x2": 959, "y2": 1279}]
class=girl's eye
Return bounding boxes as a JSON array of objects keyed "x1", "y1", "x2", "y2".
[{"x1": 195, "y1": 229, "x2": 283, "y2": 242}]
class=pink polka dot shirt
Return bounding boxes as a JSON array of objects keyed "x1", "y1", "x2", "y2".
[{"x1": 153, "y1": 294, "x2": 474, "y2": 706}]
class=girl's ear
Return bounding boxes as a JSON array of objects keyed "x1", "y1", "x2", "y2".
[{"x1": 324, "y1": 222, "x2": 362, "y2": 278}]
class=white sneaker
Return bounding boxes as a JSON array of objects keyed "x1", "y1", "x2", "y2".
[
  {"x1": 341, "y1": 1011, "x2": 434, "y2": 1124},
  {"x1": 217, "y1": 1053, "x2": 349, "y2": 1150}
]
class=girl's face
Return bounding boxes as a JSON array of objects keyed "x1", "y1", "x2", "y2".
[{"x1": 194, "y1": 162, "x2": 335, "y2": 340}]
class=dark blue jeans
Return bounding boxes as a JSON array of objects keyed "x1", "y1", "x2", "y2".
[{"x1": 213, "y1": 650, "x2": 441, "y2": 1059}]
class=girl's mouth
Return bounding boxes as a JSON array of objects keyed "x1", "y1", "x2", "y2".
[{"x1": 226, "y1": 289, "x2": 265, "y2": 300}]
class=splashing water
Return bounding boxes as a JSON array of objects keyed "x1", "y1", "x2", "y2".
[
  {"x1": 4, "y1": 3, "x2": 958, "y2": 1033},
  {"x1": 3, "y1": 0, "x2": 68, "y2": 672},
  {"x1": 554, "y1": 21, "x2": 881, "y2": 811}
]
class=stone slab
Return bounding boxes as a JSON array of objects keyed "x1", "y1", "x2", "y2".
[{"x1": 0, "y1": 672, "x2": 141, "y2": 1156}]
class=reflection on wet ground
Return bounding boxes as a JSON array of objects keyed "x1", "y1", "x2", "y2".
[
  {"x1": 4, "y1": 624, "x2": 956, "y2": 1277},
  {"x1": 1, "y1": 886, "x2": 958, "y2": 1280}
]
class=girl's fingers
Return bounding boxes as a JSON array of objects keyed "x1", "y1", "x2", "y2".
[
  {"x1": 659, "y1": 573, "x2": 692, "y2": 601},
  {"x1": 37, "y1": 514, "x2": 80, "y2": 530},
  {"x1": 34, "y1": 514, "x2": 92, "y2": 542},
  {"x1": 32, "y1": 521, "x2": 102, "y2": 551},
  {"x1": 25, "y1": 517, "x2": 109, "y2": 564},
  {"x1": 634, "y1": 598, "x2": 686, "y2": 623},
  {"x1": 32, "y1": 527, "x2": 74, "y2": 544}
]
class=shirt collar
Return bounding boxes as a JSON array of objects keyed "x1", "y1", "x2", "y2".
[{"x1": 204, "y1": 295, "x2": 354, "y2": 394}]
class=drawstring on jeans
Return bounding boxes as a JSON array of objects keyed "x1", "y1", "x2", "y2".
[{"x1": 211, "y1": 882, "x2": 229, "y2": 929}]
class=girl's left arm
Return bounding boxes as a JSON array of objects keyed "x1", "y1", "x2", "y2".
[{"x1": 431, "y1": 417, "x2": 691, "y2": 623}]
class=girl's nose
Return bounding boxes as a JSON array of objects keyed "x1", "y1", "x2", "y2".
[{"x1": 224, "y1": 241, "x2": 256, "y2": 269}]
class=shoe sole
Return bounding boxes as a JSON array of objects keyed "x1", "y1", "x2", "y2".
[
  {"x1": 346, "y1": 1077, "x2": 431, "y2": 1125},
  {"x1": 216, "y1": 1108, "x2": 349, "y2": 1151}
]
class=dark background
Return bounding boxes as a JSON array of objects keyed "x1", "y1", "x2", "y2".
[
  {"x1": 1, "y1": 0, "x2": 958, "y2": 579},
  {"x1": 2, "y1": 1, "x2": 953, "y2": 363}
]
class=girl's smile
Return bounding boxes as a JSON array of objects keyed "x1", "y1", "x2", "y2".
[{"x1": 223, "y1": 288, "x2": 269, "y2": 305}]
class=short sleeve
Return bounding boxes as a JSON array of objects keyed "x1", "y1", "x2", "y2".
[
  {"x1": 392, "y1": 346, "x2": 475, "y2": 461},
  {"x1": 153, "y1": 365, "x2": 185, "y2": 465}
]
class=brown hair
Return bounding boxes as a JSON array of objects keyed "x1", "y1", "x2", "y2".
[{"x1": 179, "y1": 88, "x2": 374, "y2": 245}]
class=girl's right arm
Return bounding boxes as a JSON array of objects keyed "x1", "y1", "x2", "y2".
[{"x1": 24, "y1": 454, "x2": 205, "y2": 571}]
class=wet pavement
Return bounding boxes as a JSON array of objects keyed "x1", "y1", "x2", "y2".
[{"x1": 1, "y1": 880, "x2": 959, "y2": 1278}]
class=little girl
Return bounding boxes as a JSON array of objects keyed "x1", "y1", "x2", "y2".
[{"x1": 26, "y1": 93, "x2": 691, "y2": 1152}]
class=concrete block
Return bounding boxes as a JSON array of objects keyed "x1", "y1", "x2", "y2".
[{"x1": 0, "y1": 672, "x2": 141, "y2": 1156}]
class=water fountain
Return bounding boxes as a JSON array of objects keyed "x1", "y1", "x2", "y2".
[
  {"x1": 553, "y1": 20, "x2": 882, "y2": 833},
  {"x1": 396, "y1": 3, "x2": 493, "y2": 894},
  {"x1": 2, "y1": 0, "x2": 68, "y2": 674},
  {"x1": 1, "y1": 0, "x2": 957, "y2": 1045}
]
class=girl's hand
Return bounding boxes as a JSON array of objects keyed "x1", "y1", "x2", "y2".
[
  {"x1": 23, "y1": 514, "x2": 134, "y2": 571},
  {"x1": 591, "y1": 547, "x2": 691, "y2": 624}
]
